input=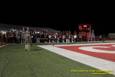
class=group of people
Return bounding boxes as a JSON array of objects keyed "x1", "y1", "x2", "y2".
[{"x1": 0, "y1": 28, "x2": 97, "y2": 45}]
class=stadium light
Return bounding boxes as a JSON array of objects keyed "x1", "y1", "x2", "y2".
[
  {"x1": 1, "y1": 31, "x2": 6, "y2": 34},
  {"x1": 83, "y1": 25, "x2": 87, "y2": 27},
  {"x1": 35, "y1": 31, "x2": 40, "y2": 34}
]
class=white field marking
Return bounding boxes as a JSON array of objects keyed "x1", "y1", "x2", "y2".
[
  {"x1": 112, "y1": 45, "x2": 115, "y2": 47},
  {"x1": 38, "y1": 44, "x2": 115, "y2": 75},
  {"x1": 55, "y1": 43, "x2": 115, "y2": 47},
  {"x1": 79, "y1": 46, "x2": 115, "y2": 54}
]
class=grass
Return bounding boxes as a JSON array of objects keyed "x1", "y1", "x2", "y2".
[{"x1": 0, "y1": 44, "x2": 114, "y2": 77}]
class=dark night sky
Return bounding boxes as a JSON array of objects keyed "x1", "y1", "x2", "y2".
[{"x1": 0, "y1": 2, "x2": 115, "y2": 35}]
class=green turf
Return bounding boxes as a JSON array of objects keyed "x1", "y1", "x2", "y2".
[{"x1": 0, "y1": 44, "x2": 114, "y2": 77}]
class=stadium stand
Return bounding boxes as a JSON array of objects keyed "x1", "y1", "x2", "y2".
[{"x1": 0, "y1": 23, "x2": 111, "y2": 45}]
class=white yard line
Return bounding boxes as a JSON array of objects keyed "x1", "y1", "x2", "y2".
[{"x1": 38, "y1": 44, "x2": 115, "y2": 75}]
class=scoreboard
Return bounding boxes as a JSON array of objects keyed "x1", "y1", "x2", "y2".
[{"x1": 78, "y1": 24, "x2": 91, "y2": 41}]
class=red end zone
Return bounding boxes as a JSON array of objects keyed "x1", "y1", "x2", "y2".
[{"x1": 57, "y1": 44, "x2": 115, "y2": 62}]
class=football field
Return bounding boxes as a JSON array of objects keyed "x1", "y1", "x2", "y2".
[{"x1": 0, "y1": 44, "x2": 115, "y2": 77}]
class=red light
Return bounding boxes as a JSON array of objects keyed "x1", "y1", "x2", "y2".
[{"x1": 83, "y1": 25, "x2": 87, "y2": 27}]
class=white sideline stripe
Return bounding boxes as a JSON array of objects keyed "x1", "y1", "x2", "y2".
[
  {"x1": 38, "y1": 45, "x2": 115, "y2": 75},
  {"x1": 55, "y1": 43, "x2": 115, "y2": 46}
]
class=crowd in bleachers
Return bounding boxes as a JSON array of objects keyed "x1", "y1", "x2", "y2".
[
  {"x1": 0, "y1": 30, "x2": 100, "y2": 45},
  {"x1": 0, "y1": 30, "x2": 79, "y2": 44},
  {"x1": 0, "y1": 24, "x2": 104, "y2": 45}
]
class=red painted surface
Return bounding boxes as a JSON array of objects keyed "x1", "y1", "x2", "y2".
[{"x1": 58, "y1": 44, "x2": 115, "y2": 62}]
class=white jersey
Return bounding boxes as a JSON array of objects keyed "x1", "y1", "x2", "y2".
[
  {"x1": 48, "y1": 35, "x2": 51, "y2": 38},
  {"x1": 74, "y1": 35, "x2": 77, "y2": 39},
  {"x1": 24, "y1": 31, "x2": 30, "y2": 38},
  {"x1": 62, "y1": 35, "x2": 65, "y2": 39},
  {"x1": 24, "y1": 31, "x2": 31, "y2": 43}
]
